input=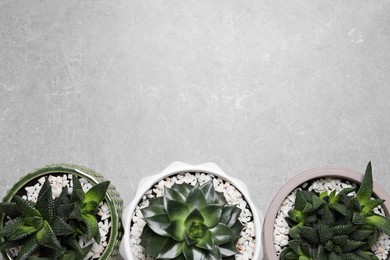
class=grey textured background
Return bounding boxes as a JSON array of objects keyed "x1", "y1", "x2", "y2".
[{"x1": 1, "y1": 1, "x2": 390, "y2": 259}]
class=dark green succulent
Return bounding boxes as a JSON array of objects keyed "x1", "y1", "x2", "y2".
[
  {"x1": 139, "y1": 180, "x2": 243, "y2": 260},
  {"x1": 280, "y1": 162, "x2": 390, "y2": 260},
  {"x1": 0, "y1": 175, "x2": 110, "y2": 260}
]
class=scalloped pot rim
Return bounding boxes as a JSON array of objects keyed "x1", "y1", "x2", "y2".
[
  {"x1": 263, "y1": 166, "x2": 390, "y2": 260},
  {"x1": 120, "y1": 161, "x2": 264, "y2": 260}
]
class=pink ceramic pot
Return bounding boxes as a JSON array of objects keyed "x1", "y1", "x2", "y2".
[{"x1": 263, "y1": 166, "x2": 390, "y2": 260}]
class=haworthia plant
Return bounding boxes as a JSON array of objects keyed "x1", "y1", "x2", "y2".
[
  {"x1": 139, "y1": 180, "x2": 244, "y2": 260},
  {"x1": 280, "y1": 162, "x2": 390, "y2": 260},
  {"x1": 0, "y1": 176, "x2": 110, "y2": 260}
]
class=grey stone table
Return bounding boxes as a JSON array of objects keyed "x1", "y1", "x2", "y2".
[{"x1": 1, "y1": 1, "x2": 390, "y2": 259}]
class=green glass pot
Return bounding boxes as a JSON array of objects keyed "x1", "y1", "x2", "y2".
[{"x1": 0, "y1": 164, "x2": 123, "y2": 260}]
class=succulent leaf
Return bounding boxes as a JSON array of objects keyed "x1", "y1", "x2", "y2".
[
  {"x1": 83, "y1": 181, "x2": 110, "y2": 212},
  {"x1": 195, "y1": 230, "x2": 213, "y2": 250},
  {"x1": 164, "y1": 186, "x2": 187, "y2": 204},
  {"x1": 14, "y1": 195, "x2": 40, "y2": 218},
  {"x1": 200, "y1": 181, "x2": 220, "y2": 205},
  {"x1": 210, "y1": 223, "x2": 234, "y2": 245},
  {"x1": 144, "y1": 214, "x2": 171, "y2": 236},
  {"x1": 199, "y1": 204, "x2": 223, "y2": 228},
  {"x1": 16, "y1": 236, "x2": 40, "y2": 260},
  {"x1": 0, "y1": 202, "x2": 19, "y2": 218},
  {"x1": 36, "y1": 180, "x2": 55, "y2": 222},
  {"x1": 82, "y1": 213, "x2": 100, "y2": 243},
  {"x1": 167, "y1": 219, "x2": 186, "y2": 241},
  {"x1": 0, "y1": 217, "x2": 24, "y2": 237},
  {"x1": 186, "y1": 185, "x2": 207, "y2": 210},
  {"x1": 365, "y1": 214, "x2": 390, "y2": 236},
  {"x1": 219, "y1": 241, "x2": 239, "y2": 257},
  {"x1": 157, "y1": 240, "x2": 183, "y2": 259},
  {"x1": 356, "y1": 162, "x2": 373, "y2": 205},
  {"x1": 165, "y1": 200, "x2": 190, "y2": 221},
  {"x1": 35, "y1": 221, "x2": 62, "y2": 251},
  {"x1": 140, "y1": 225, "x2": 172, "y2": 257}
]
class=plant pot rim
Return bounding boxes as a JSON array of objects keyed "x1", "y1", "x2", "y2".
[
  {"x1": 0, "y1": 164, "x2": 123, "y2": 260},
  {"x1": 263, "y1": 165, "x2": 390, "y2": 260},
  {"x1": 120, "y1": 161, "x2": 264, "y2": 260}
]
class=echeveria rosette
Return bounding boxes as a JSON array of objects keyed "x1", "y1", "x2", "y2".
[
  {"x1": 280, "y1": 162, "x2": 390, "y2": 260},
  {"x1": 139, "y1": 180, "x2": 243, "y2": 260}
]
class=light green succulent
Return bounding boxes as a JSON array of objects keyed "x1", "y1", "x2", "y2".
[
  {"x1": 140, "y1": 180, "x2": 243, "y2": 260},
  {"x1": 281, "y1": 162, "x2": 390, "y2": 260},
  {"x1": 0, "y1": 176, "x2": 110, "y2": 260}
]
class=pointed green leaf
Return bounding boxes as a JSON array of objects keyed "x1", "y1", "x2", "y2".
[
  {"x1": 219, "y1": 241, "x2": 239, "y2": 257},
  {"x1": 350, "y1": 229, "x2": 373, "y2": 241},
  {"x1": 14, "y1": 195, "x2": 40, "y2": 218},
  {"x1": 199, "y1": 204, "x2": 223, "y2": 228},
  {"x1": 365, "y1": 214, "x2": 390, "y2": 236},
  {"x1": 288, "y1": 210, "x2": 303, "y2": 223},
  {"x1": 36, "y1": 180, "x2": 55, "y2": 221},
  {"x1": 226, "y1": 207, "x2": 241, "y2": 228},
  {"x1": 186, "y1": 185, "x2": 207, "y2": 210},
  {"x1": 195, "y1": 230, "x2": 213, "y2": 250},
  {"x1": 166, "y1": 219, "x2": 186, "y2": 241},
  {"x1": 330, "y1": 203, "x2": 347, "y2": 216},
  {"x1": 332, "y1": 235, "x2": 348, "y2": 247},
  {"x1": 171, "y1": 182, "x2": 193, "y2": 197},
  {"x1": 56, "y1": 203, "x2": 75, "y2": 221},
  {"x1": 312, "y1": 195, "x2": 325, "y2": 211},
  {"x1": 8, "y1": 223, "x2": 39, "y2": 241},
  {"x1": 362, "y1": 199, "x2": 385, "y2": 216},
  {"x1": 182, "y1": 242, "x2": 204, "y2": 260},
  {"x1": 318, "y1": 222, "x2": 334, "y2": 244},
  {"x1": 141, "y1": 204, "x2": 165, "y2": 218},
  {"x1": 83, "y1": 181, "x2": 110, "y2": 212},
  {"x1": 157, "y1": 239, "x2": 183, "y2": 259},
  {"x1": 140, "y1": 225, "x2": 171, "y2": 257},
  {"x1": 341, "y1": 239, "x2": 366, "y2": 252},
  {"x1": 165, "y1": 199, "x2": 190, "y2": 221},
  {"x1": 294, "y1": 191, "x2": 307, "y2": 211},
  {"x1": 15, "y1": 236, "x2": 40, "y2": 260},
  {"x1": 185, "y1": 209, "x2": 204, "y2": 229},
  {"x1": 230, "y1": 219, "x2": 244, "y2": 238},
  {"x1": 69, "y1": 204, "x2": 83, "y2": 221},
  {"x1": 0, "y1": 202, "x2": 19, "y2": 218},
  {"x1": 356, "y1": 162, "x2": 373, "y2": 205},
  {"x1": 0, "y1": 217, "x2": 24, "y2": 237},
  {"x1": 200, "y1": 181, "x2": 219, "y2": 204},
  {"x1": 164, "y1": 186, "x2": 186, "y2": 204},
  {"x1": 299, "y1": 226, "x2": 319, "y2": 245},
  {"x1": 35, "y1": 221, "x2": 62, "y2": 251},
  {"x1": 144, "y1": 214, "x2": 171, "y2": 236},
  {"x1": 50, "y1": 215, "x2": 74, "y2": 236},
  {"x1": 352, "y1": 212, "x2": 365, "y2": 225},
  {"x1": 220, "y1": 205, "x2": 236, "y2": 225},
  {"x1": 82, "y1": 213, "x2": 100, "y2": 243},
  {"x1": 206, "y1": 245, "x2": 222, "y2": 260},
  {"x1": 210, "y1": 223, "x2": 234, "y2": 245}
]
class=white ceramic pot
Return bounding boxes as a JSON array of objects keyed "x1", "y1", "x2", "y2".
[{"x1": 120, "y1": 161, "x2": 264, "y2": 260}]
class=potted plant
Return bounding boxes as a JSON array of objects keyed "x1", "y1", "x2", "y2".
[
  {"x1": 119, "y1": 161, "x2": 263, "y2": 260},
  {"x1": 0, "y1": 164, "x2": 123, "y2": 260},
  {"x1": 264, "y1": 162, "x2": 390, "y2": 260}
]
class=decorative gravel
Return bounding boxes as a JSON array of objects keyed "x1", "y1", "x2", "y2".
[
  {"x1": 130, "y1": 172, "x2": 256, "y2": 260},
  {"x1": 7, "y1": 174, "x2": 111, "y2": 260},
  {"x1": 273, "y1": 177, "x2": 390, "y2": 260}
]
